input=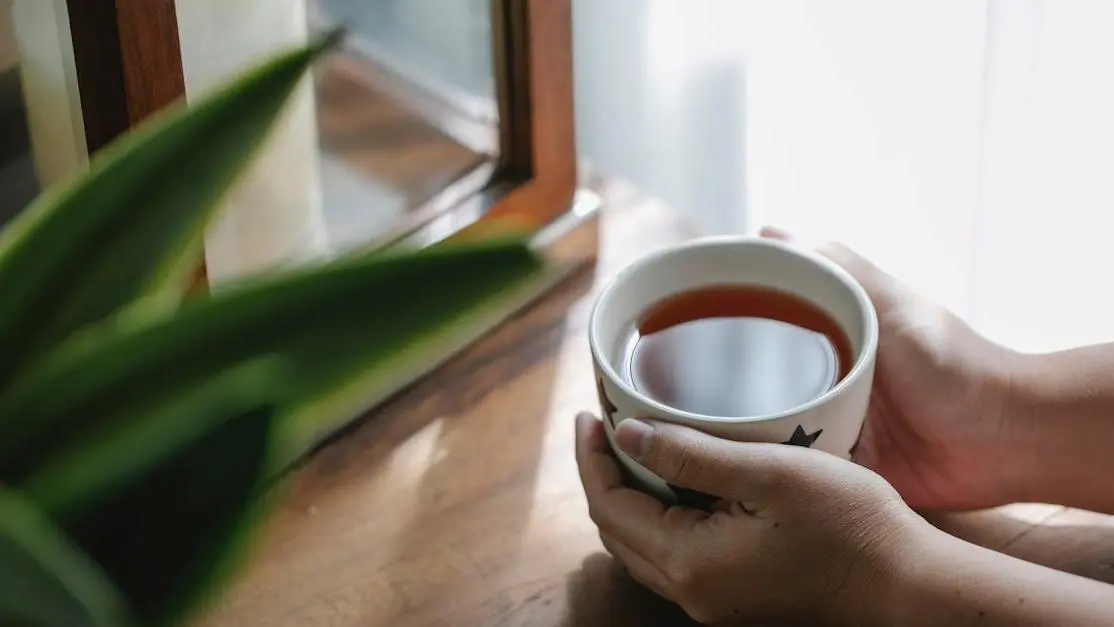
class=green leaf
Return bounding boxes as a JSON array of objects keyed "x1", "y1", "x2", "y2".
[
  {"x1": 0, "y1": 488, "x2": 134, "y2": 627},
  {"x1": 0, "y1": 239, "x2": 543, "y2": 482},
  {"x1": 0, "y1": 31, "x2": 340, "y2": 387},
  {"x1": 10, "y1": 358, "x2": 288, "y2": 626},
  {"x1": 56, "y1": 405, "x2": 289, "y2": 626},
  {"x1": 20, "y1": 357, "x2": 289, "y2": 518}
]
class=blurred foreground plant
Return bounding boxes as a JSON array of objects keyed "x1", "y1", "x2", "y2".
[{"x1": 0, "y1": 32, "x2": 542, "y2": 626}]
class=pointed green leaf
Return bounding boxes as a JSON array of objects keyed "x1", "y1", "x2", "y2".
[
  {"x1": 0, "y1": 32, "x2": 340, "y2": 386},
  {"x1": 10, "y1": 357, "x2": 289, "y2": 625},
  {"x1": 0, "y1": 239, "x2": 543, "y2": 480},
  {"x1": 20, "y1": 357, "x2": 289, "y2": 518},
  {"x1": 0, "y1": 488, "x2": 134, "y2": 627},
  {"x1": 54, "y1": 405, "x2": 289, "y2": 626}
]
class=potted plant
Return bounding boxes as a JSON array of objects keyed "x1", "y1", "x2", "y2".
[{"x1": 0, "y1": 32, "x2": 542, "y2": 626}]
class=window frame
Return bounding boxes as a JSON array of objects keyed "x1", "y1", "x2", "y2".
[{"x1": 60, "y1": 0, "x2": 579, "y2": 281}]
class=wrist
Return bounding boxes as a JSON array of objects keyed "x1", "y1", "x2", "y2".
[
  {"x1": 834, "y1": 507, "x2": 939, "y2": 627},
  {"x1": 995, "y1": 351, "x2": 1044, "y2": 503},
  {"x1": 999, "y1": 347, "x2": 1114, "y2": 511},
  {"x1": 960, "y1": 340, "x2": 1030, "y2": 505},
  {"x1": 860, "y1": 519, "x2": 960, "y2": 627},
  {"x1": 985, "y1": 345, "x2": 1033, "y2": 502}
]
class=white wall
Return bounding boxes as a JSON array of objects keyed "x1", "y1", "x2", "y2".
[
  {"x1": 572, "y1": 0, "x2": 1114, "y2": 352},
  {"x1": 573, "y1": 0, "x2": 987, "y2": 316},
  {"x1": 573, "y1": 0, "x2": 748, "y2": 236}
]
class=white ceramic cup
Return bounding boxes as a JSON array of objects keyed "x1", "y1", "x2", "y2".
[{"x1": 588, "y1": 236, "x2": 879, "y2": 505}]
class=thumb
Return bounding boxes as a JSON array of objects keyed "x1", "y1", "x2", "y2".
[{"x1": 614, "y1": 418, "x2": 792, "y2": 504}]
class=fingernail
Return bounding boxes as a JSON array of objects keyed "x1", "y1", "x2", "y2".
[
  {"x1": 615, "y1": 419, "x2": 653, "y2": 458},
  {"x1": 575, "y1": 412, "x2": 595, "y2": 434},
  {"x1": 759, "y1": 226, "x2": 792, "y2": 241}
]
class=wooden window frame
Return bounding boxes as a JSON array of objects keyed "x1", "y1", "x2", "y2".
[
  {"x1": 48, "y1": 0, "x2": 598, "y2": 446},
  {"x1": 61, "y1": 0, "x2": 582, "y2": 273}
]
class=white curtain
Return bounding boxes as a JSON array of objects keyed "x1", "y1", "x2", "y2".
[{"x1": 575, "y1": 0, "x2": 1114, "y2": 353}]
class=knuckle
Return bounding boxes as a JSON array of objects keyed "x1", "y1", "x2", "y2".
[
  {"x1": 661, "y1": 504, "x2": 693, "y2": 527},
  {"x1": 662, "y1": 549, "x2": 698, "y2": 592},
  {"x1": 588, "y1": 499, "x2": 629, "y2": 537},
  {"x1": 763, "y1": 463, "x2": 789, "y2": 494},
  {"x1": 597, "y1": 531, "x2": 617, "y2": 557},
  {"x1": 759, "y1": 448, "x2": 794, "y2": 492},
  {"x1": 586, "y1": 502, "x2": 605, "y2": 527},
  {"x1": 816, "y1": 240, "x2": 856, "y2": 268},
  {"x1": 662, "y1": 431, "x2": 706, "y2": 485}
]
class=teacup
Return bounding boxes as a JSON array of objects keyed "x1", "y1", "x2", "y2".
[{"x1": 588, "y1": 236, "x2": 879, "y2": 504}]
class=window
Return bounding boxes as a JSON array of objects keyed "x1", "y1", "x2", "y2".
[{"x1": 10, "y1": 0, "x2": 588, "y2": 282}]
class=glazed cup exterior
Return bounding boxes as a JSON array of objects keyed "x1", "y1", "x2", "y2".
[{"x1": 588, "y1": 236, "x2": 879, "y2": 503}]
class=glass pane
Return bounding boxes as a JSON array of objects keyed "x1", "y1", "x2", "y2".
[
  {"x1": 315, "y1": 0, "x2": 495, "y2": 109},
  {"x1": 0, "y1": 0, "x2": 39, "y2": 228},
  {"x1": 5, "y1": 0, "x2": 504, "y2": 261},
  {"x1": 309, "y1": 0, "x2": 499, "y2": 251}
]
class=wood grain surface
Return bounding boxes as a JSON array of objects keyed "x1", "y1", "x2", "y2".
[{"x1": 196, "y1": 183, "x2": 1114, "y2": 626}]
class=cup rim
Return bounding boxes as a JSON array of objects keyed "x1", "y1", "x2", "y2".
[{"x1": 588, "y1": 235, "x2": 880, "y2": 424}]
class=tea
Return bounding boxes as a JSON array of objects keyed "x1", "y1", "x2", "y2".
[{"x1": 619, "y1": 285, "x2": 853, "y2": 417}]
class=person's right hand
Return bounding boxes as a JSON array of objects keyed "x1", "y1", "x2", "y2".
[{"x1": 761, "y1": 227, "x2": 1020, "y2": 510}]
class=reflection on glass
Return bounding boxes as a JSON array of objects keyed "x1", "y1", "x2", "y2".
[
  {"x1": 310, "y1": 0, "x2": 499, "y2": 252},
  {"x1": 316, "y1": 0, "x2": 495, "y2": 109}
]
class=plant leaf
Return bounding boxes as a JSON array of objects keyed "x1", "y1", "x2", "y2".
[
  {"x1": 0, "y1": 32, "x2": 339, "y2": 387},
  {"x1": 20, "y1": 357, "x2": 289, "y2": 518},
  {"x1": 54, "y1": 405, "x2": 289, "y2": 626},
  {"x1": 0, "y1": 488, "x2": 134, "y2": 627},
  {"x1": 0, "y1": 239, "x2": 543, "y2": 482},
  {"x1": 11, "y1": 357, "x2": 289, "y2": 626}
]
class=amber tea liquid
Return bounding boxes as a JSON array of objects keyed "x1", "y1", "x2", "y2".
[{"x1": 619, "y1": 285, "x2": 853, "y2": 417}]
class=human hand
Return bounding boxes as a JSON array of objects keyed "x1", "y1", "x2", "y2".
[
  {"x1": 760, "y1": 227, "x2": 1017, "y2": 510},
  {"x1": 575, "y1": 412, "x2": 925, "y2": 625}
]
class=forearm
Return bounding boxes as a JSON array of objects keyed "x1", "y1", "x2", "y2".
[
  {"x1": 858, "y1": 523, "x2": 1114, "y2": 627},
  {"x1": 1003, "y1": 344, "x2": 1114, "y2": 512},
  {"x1": 925, "y1": 508, "x2": 1114, "y2": 586}
]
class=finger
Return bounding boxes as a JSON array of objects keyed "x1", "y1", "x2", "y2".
[
  {"x1": 761, "y1": 225, "x2": 861, "y2": 269},
  {"x1": 575, "y1": 412, "x2": 667, "y2": 535},
  {"x1": 760, "y1": 226, "x2": 905, "y2": 315},
  {"x1": 759, "y1": 225, "x2": 792, "y2": 241},
  {"x1": 614, "y1": 418, "x2": 807, "y2": 505},
  {"x1": 575, "y1": 412, "x2": 623, "y2": 491},
  {"x1": 599, "y1": 532, "x2": 675, "y2": 601},
  {"x1": 576, "y1": 413, "x2": 707, "y2": 561},
  {"x1": 813, "y1": 242, "x2": 907, "y2": 315},
  {"x1": 760, "y1": 226, "x2": 876, "y2": 286}
]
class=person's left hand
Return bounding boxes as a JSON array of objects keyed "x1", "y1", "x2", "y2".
[{"x1": 575, "y1": 412, "x2": 927, "y2": 625}]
